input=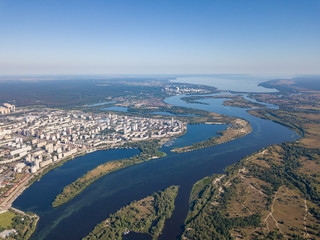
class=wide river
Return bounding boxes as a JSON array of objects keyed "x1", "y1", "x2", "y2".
[{"x1": 13, "y1": 94, "x2": 298, "y2": 240}]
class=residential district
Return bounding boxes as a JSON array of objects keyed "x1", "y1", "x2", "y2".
[{"x1": 0, "y1": 104, "x2": 185, "y2": 222}]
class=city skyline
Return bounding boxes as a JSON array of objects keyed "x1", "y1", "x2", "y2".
[{"x1": 1, "y1": 0, "x2": 320, "y2": 75}]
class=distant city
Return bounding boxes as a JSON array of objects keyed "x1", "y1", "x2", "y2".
[{"x1": 0, "y1": 103, "x2": 15, "y2": 115}]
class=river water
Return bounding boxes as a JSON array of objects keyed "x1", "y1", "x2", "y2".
[{"x1": 13, "y1": 94, "x2": 298, "y2": 240}]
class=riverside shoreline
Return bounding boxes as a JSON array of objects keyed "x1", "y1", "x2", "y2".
[{"x1": 5, "y1": 94, "x2": 257, "y2": 239}]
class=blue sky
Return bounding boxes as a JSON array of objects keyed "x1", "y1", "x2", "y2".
[{"x1": 0, "y1": 0, "x2": 319, "y2": 75}]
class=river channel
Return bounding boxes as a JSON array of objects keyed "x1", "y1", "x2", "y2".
[{"x1": 13, "y1": 93, "x2": 298, "y2": 240}]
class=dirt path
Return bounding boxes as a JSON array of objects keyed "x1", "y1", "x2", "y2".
[
  {"x1": 263, "y1": 187, "x2": 287, "y2": 237},
  {"x1": 303, "y1": 199, "x2": 311, "y2": 238}
]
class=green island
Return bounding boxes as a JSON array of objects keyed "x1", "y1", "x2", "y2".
[
  {"x1": 0, "y1": 209, "x2": 39, "y2": 240},
  {"x1": 222, "y1": 96, "x2": 265, "y2": 108},
  {"x1": 180, "y1": 96, "x2": 210, "y2": 105},
  {"x1": 181, "y1": 79, "x2": 320, "y2": 239},
  {"x1": 52, "y1": 140, "x2": 166, "y2": 207},
  {"x1": 172, "y1": 118, "x2": 252, "y2": 153},
  {"x1": 83, "y1": 185, "x2": 179, "y2": 240},
  {"x1": 182, "y1": 94, "x2": 266, "y2": 108}
]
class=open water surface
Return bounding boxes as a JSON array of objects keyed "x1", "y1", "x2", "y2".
[
  {"x1": 13, "y1": 93, "x2": 298, "y2": 240},
  {"x1": 102, "y1": 106, "x2": 128, "y2": 112},
  {"x1": 173, "y1": 75, "x2": 279, "y2": 93}
]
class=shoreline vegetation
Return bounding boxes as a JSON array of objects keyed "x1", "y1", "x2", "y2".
[
  {"x1": 182, "y1": 95, "x2": 266, "y2": 108},
  {"x1": 83, "y1": 185, "x2": 179, "y2": 240},
  {"x1": 52, "y1": 140, "x2": 167, "y2": 208},
  {"x1": 248, "y1": 108, "x2": 305, "y2": 137},
  {"x1": 172, "y1": 118, "x2": 252, "y2": 153}
]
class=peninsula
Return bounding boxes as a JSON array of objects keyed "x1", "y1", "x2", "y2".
[{"x1": 172, "y1": 118, "x2": 252, "y2": 153}]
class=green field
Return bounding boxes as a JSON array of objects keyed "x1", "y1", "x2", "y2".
[{"x1": 0, "y1": 211, "x2": 16, "y2": 229}]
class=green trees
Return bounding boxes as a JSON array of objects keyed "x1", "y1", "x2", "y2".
[
  {"x1": 125, "y1": 139, "x2": 166, "y2": 160},
  {"x1": 83, "y1": 186, "x2": 179, "y2": 240}
]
